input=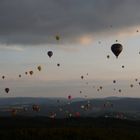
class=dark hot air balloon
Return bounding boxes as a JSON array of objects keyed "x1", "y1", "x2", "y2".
[
  {"x1": 37, "y1": 66, "x2": 41, "y2": 71},
  {"x1": 5, "y1": 88, "x2": 9, "y2": 93},
  {"x1": 111, "y1": 43, "x2": 123, "y2": 58},
  {"x1": 2, "y1": 76, "x2": 5, "y2": 79},
  {"x1": 47, "y1": 51, "x2": 53, "y2": 58},
  {"x1": 57, "y1": 63, "x2": 60, "y2": 67},
  {"x1": 29, "y1": 71, "x2": 33, "y2": 75},
  {"x1": 56, "y1": 35, "x2": 60, "y2": 41}
]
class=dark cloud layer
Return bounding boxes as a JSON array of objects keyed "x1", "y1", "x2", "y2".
[{"x1": 0, "y1": 0, "x2": 140, "y2": 45}]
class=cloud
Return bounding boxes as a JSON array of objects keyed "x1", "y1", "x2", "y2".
[
  {"x1": 0, "y1": 0, "x2": 140, "y2": 45},
  {"x1": 0, "y1": 45, "x2": 24, "y2": 52}
]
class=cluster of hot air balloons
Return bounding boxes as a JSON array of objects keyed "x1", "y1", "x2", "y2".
[{"x1": 1, "y1": 31, "x2": 140, "y2": 119}]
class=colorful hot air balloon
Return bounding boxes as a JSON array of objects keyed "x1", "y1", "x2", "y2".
[{"x1": 68, "y1": 95, "x2": 72, "y2": 100}]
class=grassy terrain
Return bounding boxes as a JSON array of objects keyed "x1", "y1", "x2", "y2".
[{"x1": 0, "y1": 117, "x2": 140, "y2": 140}]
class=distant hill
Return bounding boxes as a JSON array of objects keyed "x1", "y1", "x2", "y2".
[{"x1": 0, "y1": 97, "x2": 140, "y2": 120}]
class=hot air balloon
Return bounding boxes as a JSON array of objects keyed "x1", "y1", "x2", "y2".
[
  {"x1": 113, "y1": 80, "x2": 116, "y2": 84},
  {"x1": 81, "y1": 76, "x2": 84, "y2": 79},
  {"x1": 32, "y1": 104, "x2": 40, "y2": 112},
  {"x1": 47, "y1": 51, "x2": 53, "y2": 58},
  {"x1": 130, "y1": 84, "x2": 134, "y2": 88},
  {"x1": 118, "y1": 89, "x2": 122, "y2": 93},
  {"x1": 135, "y1": 79, "x2": 138, "y2": 82},
  {"x1": 25, "y1": 72, "x2": 28, "y2": 75},
  {"x1": 107, "y1": 55, "x2": 110, "y2": 59},
  {"x1": 29, "y1": 71, "x2": 33, "y2": 75},
  {"x1": 68, "y1": 95, "x2": 72, "y2": 100},
  {"x1": 11, "y1": 109, "x2": 17, "y2": 117},
  {"x1": 100, "y1": 86, "x2": 103, "y2": 90},
  {"x1": 37, "y1": 66, "x2": 41, "y2": 71},
  {"x1": 122, "y1": 65, "x2": 124, "y2": 68},
  {"x1": 57, "y1": 63, "x2": 60, "y2": 67},
  {"x1": 5, "y1": 88, "x2": 9, "y2": 93},
  {"x1": 2, "y1": 76, "x2": 5, "y2": 79},
  {"x1": 55, "y1": 35, "x2": 60, "y2": 41},
  {"x1": 111, "y1": 43, "x2": 123, "y2": 58},
  {"x1": 19, "y1": 74, "x2": 21, "y2": 78}
]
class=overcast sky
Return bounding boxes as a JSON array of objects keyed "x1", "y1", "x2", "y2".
[{"x1": 0, "y1": 0, "x2": 140, "y2": 98}]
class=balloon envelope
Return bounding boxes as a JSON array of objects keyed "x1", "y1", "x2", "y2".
[
  {"x1": 111, "y1": 43, "x2": 123, "y2": 58},
  {"x1": 47, "y1": 51, "x2": 53, "y2": 58},
  {"x1": 5, "y1": 88, "x2": 9, "y2": 93}
]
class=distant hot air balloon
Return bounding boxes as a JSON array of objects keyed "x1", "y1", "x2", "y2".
[
  {"x1": 68, "y1": 95, "x2": 72, "y2": 100},
  {"x1": 107, "y1": 55, "x2": 110, "y2": 59},
  {"x1": 11, "y1": 109, "x2": 17, "y2": 117},
  {"x1": 47, "y1": 51, "x2": 53, "y2": 58},
  {"x1": 55, "y1": 35, "x2": 60, "y2": 41},
  {"x1": 122, "y1": 65, "x2": 125, "y2": 68},
  {"x1": 118, "y1": 89, "x2": 122, "y2": 93},
  {"x1": 81, "y1": 76, "x2": 84, "y2": 80},
  {"x1": 19, "y1": 74, "x2": 21, "y2": 78},
  {"x1": 2, "y1": 76, "x2": 5, "y2": 79},
  {"x1": 29, "y1": 71, "x2": 33, "y2": 75},
  {"x1": 37, "y1": 66, "x2": 41, "y2": 71},
  {"x1": 100, "y1": 86, "x2": 103, "y2": 90},
  {"x1": 32, "y1": 104, "x2": 40, "y2": 112},
  {"x1": 130, "y1": 84, "x2": 134, "y2": 88},
  {"x1": 25, "y1": 72, "x2": 28, "y2": 75},
  {"x1": 57, "y1": 63, "x2": 60, "y2": 67},
  {"x1": 5, "y1": 88, "x2": 9, "y2": 93},
  {"x1": 113, "y1": 80, "x2": 116, "y2": 84},
  {"x1": 111, "y1": 43, "x2": 123, "y2": 58}
]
